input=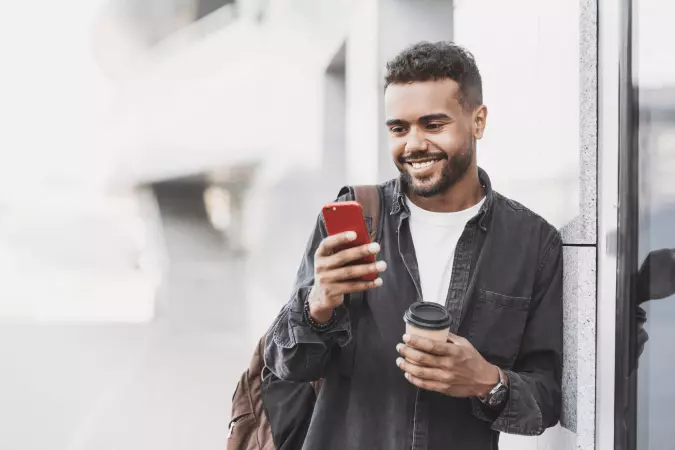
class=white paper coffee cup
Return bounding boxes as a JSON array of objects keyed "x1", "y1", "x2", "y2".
[{"x1": 403, "y1": 302, "x2": 451, "y2": 342}]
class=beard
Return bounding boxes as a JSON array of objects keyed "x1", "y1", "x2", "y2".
[{"x1": 399, "y1": 138, "x2": 474, "y2": 198}]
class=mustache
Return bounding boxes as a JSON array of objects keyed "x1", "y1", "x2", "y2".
[{"x1": 398, "y1": 152, "x2": 448, "y2": 164}]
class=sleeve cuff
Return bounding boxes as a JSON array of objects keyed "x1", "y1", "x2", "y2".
[
  {"x1": 488, "y1": 370, "x2": 544, "y2": 436},
  {"x1": 273, "y1": 286, "x2": 352, "y2": 350}
]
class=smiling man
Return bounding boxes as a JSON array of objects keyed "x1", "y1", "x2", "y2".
[{"x1": 265, "y1": 41, "x2": 563, "y2": 449}]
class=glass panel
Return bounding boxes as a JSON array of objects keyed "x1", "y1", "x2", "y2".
[{"x1": 634, "y1": 0, "x2": 675, "y2": 449}]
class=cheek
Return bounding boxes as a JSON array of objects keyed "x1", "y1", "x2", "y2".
[
  {"x1": 390, "y1": 139, "x2": 406, "y2": 160},
  {"x1": 429, "y1": 136, "x2": 455, "y2": 153},
  {"x1": 431, "y1": 131, "x2": 467, "y2": 155}
]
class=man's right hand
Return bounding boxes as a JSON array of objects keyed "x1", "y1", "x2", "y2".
[{"x1": 308, "y1": 231, "x2": 386, "y2": 324}]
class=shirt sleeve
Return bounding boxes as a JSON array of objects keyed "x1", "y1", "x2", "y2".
[
  {"x1": 264, "y1": 212, "x2": 352, "y2": 382},
  {"x1": 472, "y1": 229, "x2": 563, "y2": 435}
]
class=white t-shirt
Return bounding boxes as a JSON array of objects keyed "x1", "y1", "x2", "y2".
[{"x1": 406, "y1": 196, "x2": 486, "y2": 305}]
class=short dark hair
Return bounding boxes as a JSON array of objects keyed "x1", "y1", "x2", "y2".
[{"x1": 384, "y1": 41, "x2": 483, "y2": 110}]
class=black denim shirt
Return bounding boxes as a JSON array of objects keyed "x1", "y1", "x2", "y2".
[{"x1": 265, "y1": 168, "x2": 563, "y2": 450}]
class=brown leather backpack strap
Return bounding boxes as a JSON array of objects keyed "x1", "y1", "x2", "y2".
[{"x1": 352, "y1": 185, "x2": 382, "y2": 243}]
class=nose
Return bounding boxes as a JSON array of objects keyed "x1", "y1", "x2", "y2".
[{"x1": 404, "y1": 128, "x2": 428, "y2": 153}]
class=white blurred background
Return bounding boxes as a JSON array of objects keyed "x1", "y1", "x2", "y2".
[{"x1": 0, "y1": 0, "x2": 673, "y2": 449}]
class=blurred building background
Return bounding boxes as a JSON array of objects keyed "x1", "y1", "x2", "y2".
[{"x1": 0, "y1": 0, "x2": 672, "y2": 449}]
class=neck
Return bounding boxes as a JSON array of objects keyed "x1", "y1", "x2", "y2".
[{"x1": 407, "y1": 168, "x2": 484, "y2": 213}]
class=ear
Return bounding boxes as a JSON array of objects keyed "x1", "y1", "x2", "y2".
[{"x1": 472, "y1": 105, "x2": 488, "y2": 139}]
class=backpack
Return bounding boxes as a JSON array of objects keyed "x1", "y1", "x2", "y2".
[{"x1": 227, "y1": 185, "x2": 383, "y2": 450}]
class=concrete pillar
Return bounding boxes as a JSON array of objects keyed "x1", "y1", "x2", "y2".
[
  {"x1": 322, "y1": 43, "x2": 348, "y2": 187},
  {"x1": 345, "y1": 0, "x2": 380, "y2": 185}
]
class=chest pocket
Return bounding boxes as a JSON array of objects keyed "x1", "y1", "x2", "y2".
[{"x1": 467, "y1": 289, "x2": 531, "y2": 368}]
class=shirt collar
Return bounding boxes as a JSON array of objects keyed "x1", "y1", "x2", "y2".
[{"x1": 391, "y1": 167, "x2": 494, "y2": 231}]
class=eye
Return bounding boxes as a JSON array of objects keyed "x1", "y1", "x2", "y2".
[
  {"x1": 425, "y1": 122, "x2": 443, "y2": 130},
  {"x1": 389, "y1": 126, "x2": 407, "y2": 135}
]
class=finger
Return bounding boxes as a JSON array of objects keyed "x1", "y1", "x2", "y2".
[
  {"x1": 404, "y1": 372, "x2": 448, "y2": 394},
  {"x1": 395, "y1": 343, "x2": 443, "y2": 368},
  {"x1": 324, "y1": 278, "x2": 383, "y2": 297},
  {"x1": 396, "y1": 358, "x2": 450, "y2": 383},
  {"x1": 315, "y1": 232, "x2": 358, "y2": 257},
  {"x1": 446, "y1": 332, "x2": 467, "y2": 345},
  {"x1": 403, "y1": 334, "x2": 454, "y2": 356},
  {"x1": 320, "y1": 242, "x2": 381, "y2": 270},
  {"x1": 319, "y1": 260, "x2": 387, "y2": 282}
]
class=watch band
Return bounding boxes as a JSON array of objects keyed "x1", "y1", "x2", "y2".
[{"x1": 496, "y1": 367, "x2": 507, "y2": 387}]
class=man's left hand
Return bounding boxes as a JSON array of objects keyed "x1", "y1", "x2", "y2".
[{"x1": 396, "y1": 332, "x2": 500, "y2": 398}]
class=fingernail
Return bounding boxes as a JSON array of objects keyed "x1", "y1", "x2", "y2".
[
  {"x1": 396, "y1": 357, "x2": 403, "y2": 367},
  {"x1": 376, "y1": 261, "x2": 387, "y2": 271},
  {"x1": 396, "y1": 343, "x2": 404, "y2": 353},
  {"x1": 345, "y1": 231, "x2": 357, "y2": 240},
  {"x1": 405, "y1": 372, "x2": 410, "y2": 380},
  {"x1": 402, "y1": 334, "x2": 410, "y2": 343},
  {"x1": 368, "y1": 243, "x2": 380, "y2": 254},
  {"x1": 373, "y1": 278, "x2": 383, "y2": 287}
]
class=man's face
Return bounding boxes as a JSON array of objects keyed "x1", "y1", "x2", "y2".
[{"x1": 384, "y1": 79, "x2": 486, "y2": 198}]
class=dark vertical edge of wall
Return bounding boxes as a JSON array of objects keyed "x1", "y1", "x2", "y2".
[{"x1": 614, "y1": 0, "x2": 639, "y2": 448}]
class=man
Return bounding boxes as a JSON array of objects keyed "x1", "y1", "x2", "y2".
[{"x1": 265, "y1": 41, "x2": 563, "y2": 449}]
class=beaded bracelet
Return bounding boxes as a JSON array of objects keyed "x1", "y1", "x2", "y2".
[{"x1": 303, "y1": 298, "x2": 337, "y2": 332}]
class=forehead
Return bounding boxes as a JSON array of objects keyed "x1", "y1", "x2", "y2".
[{"x1": 384, "y1": 79, "x2": 463, "y2": 119}]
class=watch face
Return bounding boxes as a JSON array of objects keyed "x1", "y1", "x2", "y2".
[{"x1": 489, "y1": 387, "x2": 507, "y2": 407}]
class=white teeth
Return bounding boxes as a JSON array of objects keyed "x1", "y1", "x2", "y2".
[{"x1": 410, "y1": 161, "x2": 436, "y2": 169}]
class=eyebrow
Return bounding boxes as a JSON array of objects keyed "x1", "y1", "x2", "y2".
[{"x1": 385, "y1": 113, "x2": 452, "y2": 127}]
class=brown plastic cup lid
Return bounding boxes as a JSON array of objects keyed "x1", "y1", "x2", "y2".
[{"x1": 403, "y1": 302, "x2": 451, "y2": 330}]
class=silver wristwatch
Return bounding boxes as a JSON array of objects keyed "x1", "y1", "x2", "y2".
[{"x1": 480, "y1": 369, "x2": 509, "y2": 408}]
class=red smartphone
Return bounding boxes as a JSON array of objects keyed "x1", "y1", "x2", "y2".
[{"x1": 321, "y1": 201, "x2": 378, "y2": 281}]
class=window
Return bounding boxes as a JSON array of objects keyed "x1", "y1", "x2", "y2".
[
  {"x1": 196, "y1": 0, "x2": 235, "y2": 20},
  {"x1": 616, "y1": 1, "x2": 675, "y2": 448}
]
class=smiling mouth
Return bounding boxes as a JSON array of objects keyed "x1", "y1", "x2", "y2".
[
  {"x1": 405, "y1": 157, "x2": 444, "y2": 170},
  {"x1": 409, "y1": 160, "x2": 438, "y2": 169}
]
